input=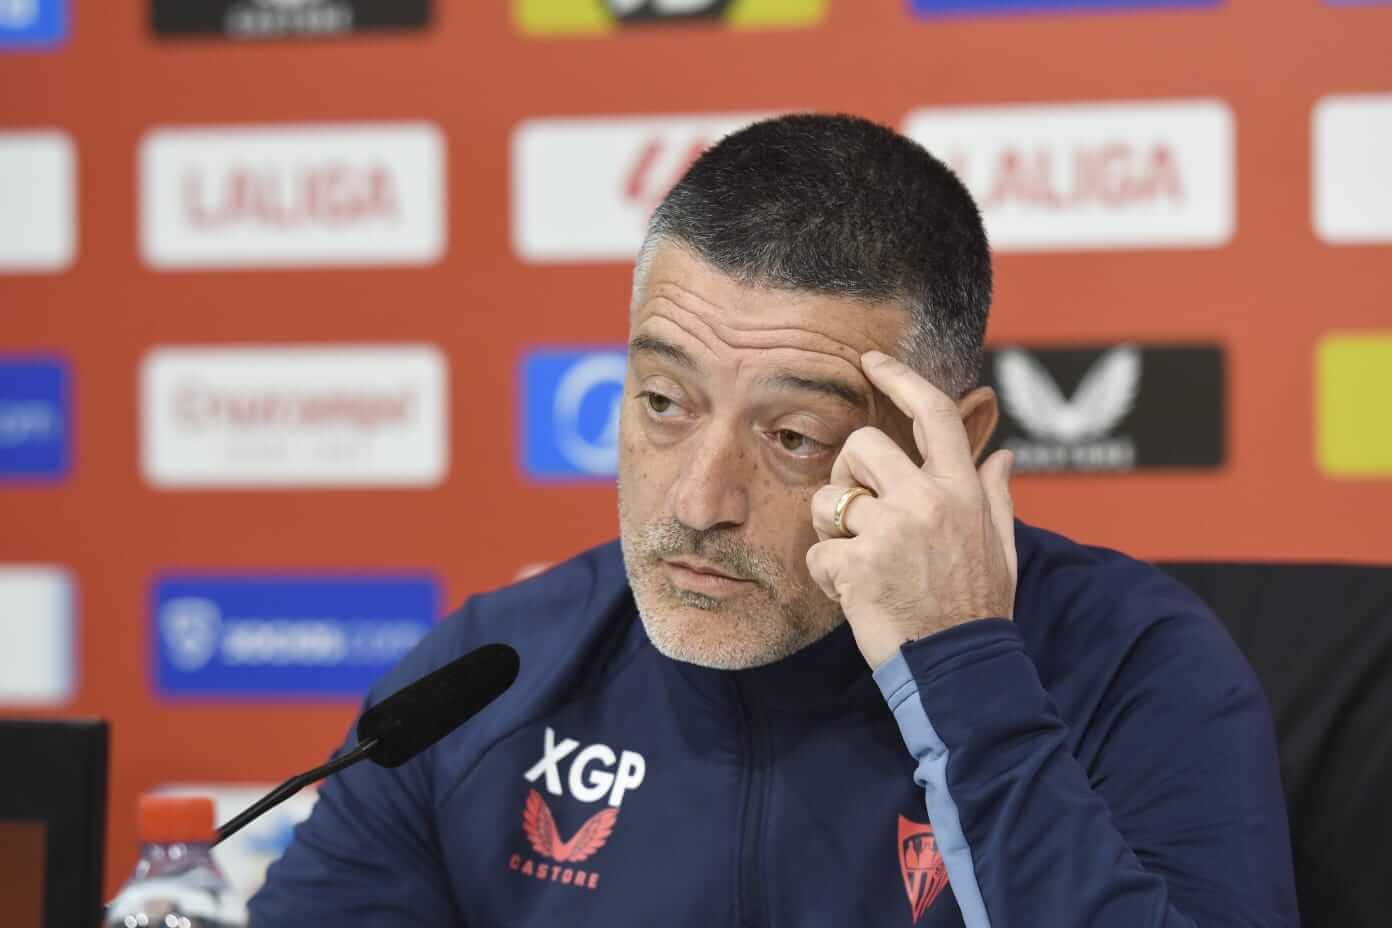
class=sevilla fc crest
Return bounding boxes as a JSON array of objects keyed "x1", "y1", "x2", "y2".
[{"x1": 898, "y1": 816, "x2": 949, "y2": 922}]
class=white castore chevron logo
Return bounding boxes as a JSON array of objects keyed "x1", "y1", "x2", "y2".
[{"x1": 995, "y1": 345, "x2": 1140, "y2": 443}]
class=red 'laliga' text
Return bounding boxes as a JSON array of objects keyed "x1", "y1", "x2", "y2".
[
  {"x1": 181, "y1": 163, "x2": 400, "y2": 229},
  {"x1": 951, "y1": 143, "x2": 1184, "y2": 210}
]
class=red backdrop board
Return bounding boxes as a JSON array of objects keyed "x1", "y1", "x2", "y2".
[{"x1": 1, "y1": 0, "x2": 1390, "y2": 900}]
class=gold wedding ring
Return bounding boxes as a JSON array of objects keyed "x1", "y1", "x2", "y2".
[{"x1": 832, "y1": 485, "x2": 873, "y2": 538}]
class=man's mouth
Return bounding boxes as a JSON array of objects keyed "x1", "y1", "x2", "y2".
[
  {"x1": 663, "y1": 557, "x2": 746, "y2": 581},
  {"x1": 660, "y1": 557, "x2": 755, "y2": 596}
]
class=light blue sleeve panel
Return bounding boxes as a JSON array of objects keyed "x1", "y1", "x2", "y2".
[
  {"x1": 876, "y1": 649, "x2": 993, "y2": 928},
  {"x1": 872, "y1": 616, "x2": 1296, "y2": 928}
]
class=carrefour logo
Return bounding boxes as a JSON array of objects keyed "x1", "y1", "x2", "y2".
[
  {"x1": 520, "y1": 349, "x2": 627, "y2": 480},
  {"x1": 908, "y1": 0, "x2": 1218, "y2": 15},
  {"x1": 152, "y1": 574, "x2": 438, "y2": 698}
]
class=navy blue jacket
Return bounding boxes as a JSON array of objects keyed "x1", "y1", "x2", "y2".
[{"x1": 250, "y1": 522, "x2": 1297, "y2": 926}]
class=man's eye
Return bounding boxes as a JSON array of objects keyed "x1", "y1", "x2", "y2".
[
  {"x1": 638, "y1": 391, "x2": 677, "y2": 415},
  {"x1": 775, "y1": 429, "x2": 824, "y2": 456}
]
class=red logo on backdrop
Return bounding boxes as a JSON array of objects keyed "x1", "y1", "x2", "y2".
[
  {"x1": 622, "y1": 136, "x2": 709, "y2": 209},
  {"x1": 899, "y1": 816, "x2": 950, "y2": 923}
]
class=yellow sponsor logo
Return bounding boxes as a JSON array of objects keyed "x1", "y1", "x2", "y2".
[
  {"x1": 1317, "y1": 333, "x2": 1392, "y2": 476},
  {"x1": 516, "y1": 0, "x2": 824, "y2": 34}
]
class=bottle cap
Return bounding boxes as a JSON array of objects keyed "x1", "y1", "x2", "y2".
[{"x1": 138, "y1": 794, "x2": 217, "y2": 844}]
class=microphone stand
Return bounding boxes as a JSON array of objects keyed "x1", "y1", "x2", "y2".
[{"x1": 214, "y1": 737, "x2": 380, "y2": 846}]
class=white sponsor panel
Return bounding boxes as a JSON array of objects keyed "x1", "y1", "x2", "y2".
[
  {"x1": 0, "y1": 131, "x2": 75, "y2": 272},
  {"x1": 141, "y1": 345, "x2": 448, "y2": 487},
  {"x1": 0, "y1": 565, "x2": 74, "y2": 705},
  {"x1": 1314, "y1": 94, "x2": 1392, "y2": 244},
  {"x1": 140, "y1": 123, "x2": 445, "y2": 269},
  {"x1": 511, "y1": 113, "x2": 766, "y2": 262},
  {"x1": 157, "y1": 784, "x2": 318, "y2": 899},
  {"x1": 903, "y1": 101, "x2": 1234, "y2": 251}
]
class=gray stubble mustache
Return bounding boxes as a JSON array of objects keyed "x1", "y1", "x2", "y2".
[{"x1": 635, "y1": 519, "x2": 778, "y2": 587}]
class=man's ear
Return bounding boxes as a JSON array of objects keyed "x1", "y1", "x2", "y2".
[{"x1": 958, "y1": 386, "x2": 999, "y2": 464}]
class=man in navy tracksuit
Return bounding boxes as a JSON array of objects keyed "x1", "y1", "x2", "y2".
[{"x1": 251, "y1": 115, "x2": 1296, "y2": 926}]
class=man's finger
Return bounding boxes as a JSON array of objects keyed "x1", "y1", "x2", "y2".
[
  {"x1": 979, "y1": 448, "x2": 1017, "y2": 584},
  {"x1": 861, "y1": 351, "x2": 976, "y2": 479},
  {"x1": 829, "y1": 426, "x2": 920, "y2": 497},
  {"x1": 805, "y1": 537, "x2": 853, "y2": 601},
  {"x1": 811, "y1": 483, "x2": 880, "y2": 541}
]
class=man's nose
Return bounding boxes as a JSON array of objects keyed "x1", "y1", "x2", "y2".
[{"x1": 670, "y1": 421, "x2": 751, "y2": 533}]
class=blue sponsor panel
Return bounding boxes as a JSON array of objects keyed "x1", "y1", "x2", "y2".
[
  {"x1": 152, "y1": 574, "x2": 439, "y2": 698},
  {"x1": 0, "y1": 355, "x2": 70, "y2": 481},
  {"x1": 909, "y1": 0, "x2": 1217, "y2": 15},
  {"x1": 0, "y1": 0, "x2": 68, "y2": 50},
  {"x1": 520, "y1": 348, "x2": 627, "y2": 480}
]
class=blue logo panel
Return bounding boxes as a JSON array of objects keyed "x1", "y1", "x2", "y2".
[
  {"x1": 909, "y1": 0, "x2": 1218, "y2": 15},
  {"x1": 152, "y1": 574, "x2": 439, "y2": 699},
  {"x1": 0, "y1": 0, "x2": 68, "y2": 50},
  {"x1": 0, "y1": 355, "x2": 70, "y2": 481},
  {"x1": 520, "y1": 348, "x2": 627, "y2": 480}
]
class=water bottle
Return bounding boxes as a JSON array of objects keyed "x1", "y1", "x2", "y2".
[{"x1": 103, "y1": 794, "x2": 248, "y2": 928}]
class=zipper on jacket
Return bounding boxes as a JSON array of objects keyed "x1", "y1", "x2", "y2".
[{"x1": 732, "y1": 677, "x2": 768, "y2": 927}]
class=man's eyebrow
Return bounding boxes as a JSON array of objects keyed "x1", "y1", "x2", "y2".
[
  {"x1": 628, "y1": 333, "x2": 699, "y2": 371},
  {"x1": 757, "y1": 370, "x2": 867, "y2": 411},
  {"x1": 629, "y1": 333, "x2": 866, "y2": 409}
]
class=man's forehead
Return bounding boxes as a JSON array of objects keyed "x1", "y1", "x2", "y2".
[
  {"x1": 629, "y1": 319, "x2": 861, "y2": 376},
  {"x1": 631, "y1": 246, "x2": 908, "y2": 365}
]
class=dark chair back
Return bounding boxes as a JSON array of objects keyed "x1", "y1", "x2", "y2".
[
  {"x1": 1162, "y1": 563, "x2": 1392, "y2": 927},
  {"x1": 0, "y1": 717, "x2": 109, "y2": 928}
]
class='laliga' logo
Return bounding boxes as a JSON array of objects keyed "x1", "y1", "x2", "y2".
[
  {"x1": 554, "y1": 354, "x2": 625, "y2": 475},
  {"x1": 160, "y1": 597, "x2": 223, "y2": 671}
]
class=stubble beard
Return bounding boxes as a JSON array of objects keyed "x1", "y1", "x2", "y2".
[{"x1": 617, "y1": 489, "x2": 841, "y2": 671}]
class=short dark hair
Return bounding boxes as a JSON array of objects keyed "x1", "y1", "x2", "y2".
[{"x1": 638, "y1": 113, "x2": 991, "y2": 397}]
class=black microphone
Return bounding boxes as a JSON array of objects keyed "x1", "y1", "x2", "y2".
[{"x1": 214, "y1": 643, "x2": 520, "y2": 846}]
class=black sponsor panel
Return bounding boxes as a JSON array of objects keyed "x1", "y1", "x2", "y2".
[
  {"x1": 981, "y1": 343, "x2": 1224, "y2": 472},
  {"x1": 151, "y1": 0, "x2": 430, "y2": 39}
]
